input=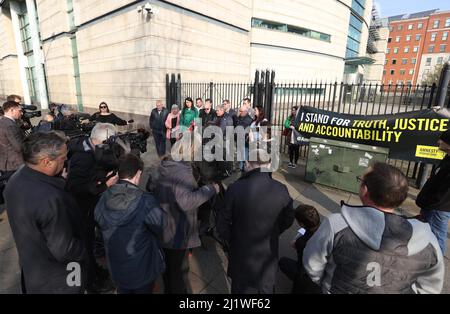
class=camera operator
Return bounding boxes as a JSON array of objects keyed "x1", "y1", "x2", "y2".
[
  {"x1": 0, "y1": 101, "x2": 25, "y2": 189},
  {"x1": 66, "y1": 122, "x2": 119, "y2": 293},
  {"x1": 4, "y1": 131, "x2": 87, "y2": 293}
]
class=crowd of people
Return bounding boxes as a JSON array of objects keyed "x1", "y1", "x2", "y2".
[{"x1": 0, "y1": 93, "x2": 449, "y2": 294}]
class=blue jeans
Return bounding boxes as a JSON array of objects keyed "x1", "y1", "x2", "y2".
[
  {"x1": 239, "y1": 146, "x2": 249, "y2": 172},
  {"x1": 420, "y1": 209, "x2": 450, "y2": 254}
]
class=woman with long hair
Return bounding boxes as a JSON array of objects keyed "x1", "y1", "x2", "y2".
[
  {"x1": 284, "y1": 106, "x2": 300, "y2": 168},
  {"x1": 180, "y1": 97, "x2": 199, "y2": 132},
  {"x1": 249, "y1": 105, "x2": 270, "y2": 147},
  {"x1": 90, "y1": 102, "x2": 129, "y2": 126}
]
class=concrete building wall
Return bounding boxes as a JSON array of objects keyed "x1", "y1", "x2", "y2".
[
  {"x1": 35, "y1": 0, "x2": 77, "y2": 105},
  {"x1": 73, "y1": 1, "x2": 252, "y2": 114},
  {"x1": 0, "y1": 7, "x2": 23, "y2": 98},
  {"x1": 365, "y1": 26, "x2": 389, "y2": 83},
  {"x1": 250, "y1": 0, "x2": 356, "y2": 81}
]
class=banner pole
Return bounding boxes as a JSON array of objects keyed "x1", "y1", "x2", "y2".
[{"x1": 418, "y1": 61, "x2": 450, "y2": 189}]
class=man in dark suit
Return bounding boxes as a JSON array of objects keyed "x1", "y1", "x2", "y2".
[
  {"x1": 217, "y1": 149, "x2": 294, "y2": 293},
  {"x1": 149, "y1": 100, "x2": 169, "y2": 157},
  {"x1": 0, "y1": 101, "x2": 25, "y2": 174}
]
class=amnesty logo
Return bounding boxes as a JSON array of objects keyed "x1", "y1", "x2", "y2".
[{"x1": 415, "y1": 145, "x2": 446, "y2": 160}]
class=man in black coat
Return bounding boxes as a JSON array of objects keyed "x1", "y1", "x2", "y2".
[
  {"x1": 149, "y1": 100, "x2": 169, "y2": 157},
  {"x1": 417, "y1": 129, "x2": 450, "y2": 254},
  {"x1": 217, "y1": 149, "x2": 294, "y2": 293},
  {"x1": 199, "y1": 99, "x2": 216, "y2": 127},
  {"x1": 4, "y1": 132, "x2": 87, "y2": 293},
  {"x1": 66, "y1": 123, "x2": 119, "y2": 293},
  {"x1": 236, "y1": 105, "x2": 253, "y2": 172}
]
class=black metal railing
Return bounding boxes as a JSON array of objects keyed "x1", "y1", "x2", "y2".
[{"x1": 167, "y1": 66, "x2": 450, "y2": 184}]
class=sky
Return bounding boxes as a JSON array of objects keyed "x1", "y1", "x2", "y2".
[{"x1": 374, "y1": 0, "x2": 450, "y2": 18}]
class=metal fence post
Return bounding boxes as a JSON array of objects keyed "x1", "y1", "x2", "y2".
[
  {"x1": 176, "y1": 74, "x2": 182, "y2": 107},
  {"x1": 418, "y1": 61, "x2": 450, "y2": 189}
]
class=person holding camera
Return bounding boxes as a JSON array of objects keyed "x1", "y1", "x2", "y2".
[
  {"x1": 90, "y1": 102, "x2": 129, "y2": 126},
  {"x1": 4, "y1": 131, "x2": 87, "y2": 293},
  {"x1": 0, "y1": 101, "x2": 25, "y2": 175},
  {"x1": 66, "y1": 122, "x2": 119, "y2": 293}
]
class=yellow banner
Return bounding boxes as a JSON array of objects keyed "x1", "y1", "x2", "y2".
[{"x1": 415, "y1": 145, "x2": 446, "y2": 160}]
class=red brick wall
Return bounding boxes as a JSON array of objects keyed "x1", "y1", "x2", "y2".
[{"x1": 382, "y1": 17, "x2": 429, "y2": 86}]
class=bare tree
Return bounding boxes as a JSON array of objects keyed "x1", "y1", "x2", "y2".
[{"x1": 421, "y1": 63, "x2": 444, "y2": 86}]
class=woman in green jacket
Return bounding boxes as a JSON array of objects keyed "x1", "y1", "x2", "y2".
[
  {"x1": 180, "y1": 97, "x2": 199, "y2": 132},
  {"x1": 284, "y1": 106, "x2": 299, "y2": 168}
]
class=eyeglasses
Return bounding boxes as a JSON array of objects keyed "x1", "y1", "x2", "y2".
[{"x1": 100, "y1": 106, "x2": 107, "y2": 109}]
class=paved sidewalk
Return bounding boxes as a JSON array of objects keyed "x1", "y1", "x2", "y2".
[{"x1": 1, "y1": 138, "x2": 450, "y2": 294}]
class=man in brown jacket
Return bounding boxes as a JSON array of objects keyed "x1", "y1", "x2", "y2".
[{"x1": 0, "y1": 101, "x2": 25, "y2": 173}]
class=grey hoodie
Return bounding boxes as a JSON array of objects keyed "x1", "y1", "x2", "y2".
[{"x1": 303, "y1": 203, "x2": 444, "y2": 294}]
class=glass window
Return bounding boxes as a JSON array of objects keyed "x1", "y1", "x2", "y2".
[
  {"x1": 440, "y1": 44, "x2": 446, "y2": 52},
  {"x1": 385, "y1": 59, "x2": 388, "y2": 65},
  {"x1": 392, "y1": 59, "x2": 397, "y2": 64},
  {"x1": 411, "y1": 58, "x2": 416, "y2": 64},
  {"x1": 415, "y1": 34, "x2": 421, "y2": 41},
  {"x1": 404, "y1": 47, "x2": 409, "y2": 53},
  {"x1": 251, "y1": 18, "x2": 331, "y2": 42},
  {"x1": 400, "y1": 70, "x2": 406, "y2": 75},
  {"x1": 433, "y1": 20, "x2": 440, "y2": 29},
  {"x1": 393, "y1": 47, "x2": 398, "y2": 53},
  {"x1": 431, "y1": 33, "x2": 437, "y2": 42},
  {"x1": 437, "y1": 57, "x2": 443, "y2": 64},
  {"x1": 408, "y1": 24, "x2": 413, "y2": 30},
  {"x1": 446, "y1": 18, "x2": 450, "y2": 27},
  {"x1": 390, "y1": 70, "x2": 395, "y2": 75},
  {"x1": 383, "y1": 70, "x2": 386, "y2": 75},
  {"x1": 386, "y1": 48, "x2": 390, "y2": 54},
  {"x1": 443, "y1": 32, "x2": 448, "y2": 41},
  {"x1": 428, "y1": 45, "x2": 434, "y2": 53},
  {"x1": 406, "y1": 35, "x2": 411, "y2": 41},
  {"x1": 426, "y1": 58, "x2": 432, "y2": 66},
  {"x1": 388, "y1": 37, "x2": 392, "y2": 43},
  {"x1": 418, "y1": 22, "x2": 423, "y2": 29},
  {"x1": 389, "y1": 26, "x2": 394, "y2": 32},
  {"x1": 351, "y1": 0, "x2": 365, "y2": 16},
  {"x1": 397, "y1": 80, "x2": 404, "y2": 84},
  {"x1": 409, "y1": 69, "x2": 414, "y2": 75},
  {"x1": 402, "y1": 59, "x2": 408, "y2": 64},
  {"x1": 395, "y1": 36, "x2": 401, "y2": 42},
  {"x1": 398, "y1": 25, "x2": 403, "y2": 31},
  {"x1": 413, "y1": 46, "x2": 419, "y2": 52}
]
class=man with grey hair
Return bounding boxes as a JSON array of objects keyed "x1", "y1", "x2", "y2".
[
  {"x1": 66, "y1": 122, "x2": 118, "y2": 293},
  {"x1": 217, "y1": 149, "x2": 294, "y2": 294},
  {"x1": 149, "y1": 100, "x2": 169, "y2": 157},
  {"x1": 4, "y1": 131, "x2": 87, "y2": 293}
]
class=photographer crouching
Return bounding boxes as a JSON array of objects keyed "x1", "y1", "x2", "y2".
[{"x1": 66, "y1": 122, "x2": 119, "y2": 293}]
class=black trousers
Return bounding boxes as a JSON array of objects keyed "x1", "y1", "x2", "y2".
[
  {"x1": 117, "y1": 281, "x2": 155, "y2": 294},
  {"x1": 288, "y1": 144, "x2": 300, "y2": 164},
  {"x1": 153, "y1": 130, "x2": 166, "y2": 157},
  {"x1": 163, "y1": 248, "x2": 189, "y2": 294},
  {"x1": 231, "y1": 280, "x2": 275, "y2": 294}
]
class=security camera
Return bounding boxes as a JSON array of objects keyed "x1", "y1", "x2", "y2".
[{"x1": 143, "y1": 3, "x2": 152, "y2": 13}]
